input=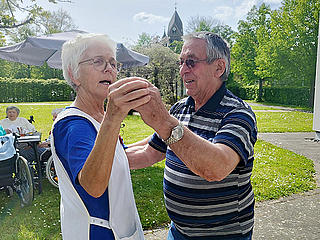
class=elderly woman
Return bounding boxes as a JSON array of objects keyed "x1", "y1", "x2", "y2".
[
  {"x1": 0, "y1": 106, "x2": 35, "y2": 134},
  {"x1": 0, "y1": 106, "x2": 45, "y2": 162},
  {"x1": 51, "y1": 33, "x2": 149, "y2": 239}
]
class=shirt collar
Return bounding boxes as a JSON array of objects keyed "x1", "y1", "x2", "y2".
[{"x1": 185, "y1": 82, "x2": 226, "y2": 112}]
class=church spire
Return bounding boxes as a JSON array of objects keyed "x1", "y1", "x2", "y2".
[{"x1": 167, "y1": 5, "x2": 183, "y2": 44}]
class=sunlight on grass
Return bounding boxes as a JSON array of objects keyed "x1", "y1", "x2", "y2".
[
  {"x1": 255, "y1": 111, "x2": 313, "y2": 132},
  {"x1": 252, "y1": 140, "x2": 316, "y2": 201}
]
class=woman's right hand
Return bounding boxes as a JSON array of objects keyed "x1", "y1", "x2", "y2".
[{"x1": 105, "y1": 77, "x2": 151, "y2": 123}]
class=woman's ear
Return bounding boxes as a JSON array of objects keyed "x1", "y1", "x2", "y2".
[{"x1": 68, "y1": 67, "x2": 81, "y2": 87}]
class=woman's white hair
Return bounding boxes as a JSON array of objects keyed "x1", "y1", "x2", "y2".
[{"x1": 61, "y1": 33, "x2": 117, "y2": 90}]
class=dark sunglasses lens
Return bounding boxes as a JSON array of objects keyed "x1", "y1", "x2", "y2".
[{"x1": 186, "y1": 59, "x2": 195, "y2": 68}]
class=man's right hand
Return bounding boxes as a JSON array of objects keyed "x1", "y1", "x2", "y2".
[{"x1": 135, "y1": 85, "x2": 178, "y2": 141}]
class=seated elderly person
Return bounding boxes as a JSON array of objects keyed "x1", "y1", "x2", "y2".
[
  {"x1": 0, "y1": 106, "x2": 35, "y2": 134},
  {"x1": 0, "y1": 106, "x2": 45, "y2": 162}
]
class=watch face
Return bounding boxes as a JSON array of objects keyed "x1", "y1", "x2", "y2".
[{"x1": 172, "y1": 126, "x2": 183, "y2": 139}]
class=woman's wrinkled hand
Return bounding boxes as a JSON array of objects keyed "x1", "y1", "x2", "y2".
[{"x1": 105, "y1": 77, "x2": 152, "y2": 123}]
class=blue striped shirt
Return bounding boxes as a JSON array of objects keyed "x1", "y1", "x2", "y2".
[{"x1": 149, "y1": 83, "x2": 257, "y2": 239}]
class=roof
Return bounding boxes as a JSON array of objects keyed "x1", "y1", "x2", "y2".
[{"x1": 167, "y1": 10, "x2": 183, "y2": 37}]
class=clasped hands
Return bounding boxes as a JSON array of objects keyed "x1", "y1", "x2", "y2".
[{"x1": 106, "y1": 77, "x2": 170, "y2": 134}]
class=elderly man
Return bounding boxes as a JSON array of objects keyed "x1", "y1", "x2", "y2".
[{"x1": 127, "y1": 32, "x2": 257, "y2": 240}]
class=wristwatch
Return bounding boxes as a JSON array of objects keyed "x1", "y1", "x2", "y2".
[{"x1": 163, "y1": 122, "x2": 184, "y2": 145}]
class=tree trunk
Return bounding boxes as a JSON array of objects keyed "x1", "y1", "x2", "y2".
[{"x1": 257, "y1": 78, "x2": 263, "y2": 102}]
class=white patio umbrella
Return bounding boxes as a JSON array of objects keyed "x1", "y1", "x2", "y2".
[{"x1": 0, "y1": 30, "x2": 149, "y2": 69}]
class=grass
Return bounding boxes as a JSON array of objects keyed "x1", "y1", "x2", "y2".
[
  {"x1": 252, "y1": 140, "x2": 316, "y2": 201},
  {"x1": 255, "y1": 111, "x2": 314, "y2": 132},
  {"x1": 0, "y1": 102, "x2": 317, "y2": 239},
  {"x1": 246, "y1": 100, "x2": 313, "y2": 112}
]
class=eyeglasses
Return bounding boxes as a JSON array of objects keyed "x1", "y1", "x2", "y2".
[
  {"x1": 179, "y1": 58, "x2": 207, "y2": 69},
  {"x1": 79, "y1": 56, "x2": 122, "y2": 72}
]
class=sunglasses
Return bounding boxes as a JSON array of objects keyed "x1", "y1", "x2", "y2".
[{"x1": 179, "y1": 58, "x2": 207, "y2": 68}]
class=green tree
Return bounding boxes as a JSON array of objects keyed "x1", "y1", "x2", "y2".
[
  {"x1": 169, "y1": 40, "x2": 183, "y2": 54},
  {"x1": 211, "y1": 24, "x2": 235, "y2": 46},
  {"x1": 231, "y1": 4, "x2": 272, "y2": 86},
  {"x1": 186, "y1": 16, "x2": 218, "y2": 33},
  {"x1": 186, "y1": 15, "x2": 235, "y2": 46},
  {"x1": 136, "y1": 32, "x2": 153, "y2": 48},
  {"x1": 256, "y1": 0, "x2": 319, "y2": 88},
  {"x1": 128, "y1": 44, "x2": 180, "y2": 106},
  {"x1": 0, "y1": 0, "x2": 71, "y2": 30},
  {"x1": 1, "y1": 8, "x2": 75, "y2": 80}
]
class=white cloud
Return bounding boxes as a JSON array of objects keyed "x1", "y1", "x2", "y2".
[
  {"x1": 213, "y1": 0, "x2": 258, "y2": 22},
  {"x1": 213, "y1": 6, "x2": 234, "y2": 22},
  {"x1": 133, "y1": 12, "x2": 170, "y2": 24},
  {"x1": 235, "y1": 0, "x2": 259, "y2": 18}
]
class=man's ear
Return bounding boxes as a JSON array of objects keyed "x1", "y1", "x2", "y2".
[
  {"x1": 214, "y1": 59, "x2": 226, "y2": 78},
  {"x1": 68, "y1": 67, "x2": 80, "y2": 87}
]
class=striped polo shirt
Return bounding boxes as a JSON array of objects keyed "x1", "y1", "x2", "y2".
[{"x1": 149, "y1": 83, "x2": 257, "y2": 239}]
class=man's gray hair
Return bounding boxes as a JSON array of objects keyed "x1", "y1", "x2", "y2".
[
  {"x1": 6, "y1": 106, "x2": 20, "y2": 116},
  {"x1": 182, "y1": 31, "x2": 230, "y2": 81},
  {"x1": 61, "y1": 33, "x2": 117, "y2": 90}
]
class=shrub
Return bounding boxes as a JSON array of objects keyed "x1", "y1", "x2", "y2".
[{"x1": 0, "y1": 78, "x2": 74, "y2": 102}]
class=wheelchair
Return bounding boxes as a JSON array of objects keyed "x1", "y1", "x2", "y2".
[
  {"x1": 40, "y1": 148, "x2": 58, "y2": 188},
  {"x1": 27, "y1": 115, "x2": 58, "y2": 189},
  {"x1": 0, "y1": 134, "x2": 34, "y2": 207}
]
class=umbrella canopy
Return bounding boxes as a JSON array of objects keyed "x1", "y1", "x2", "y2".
[{"x1": 0, "y1": 30, "x2": 149, "y2": 69}]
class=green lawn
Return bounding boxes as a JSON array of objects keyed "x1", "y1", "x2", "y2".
[
  {"x1": 256, "y1": 111, "x2": 313, "y2": 132},
  {"x1": 0, "y1": 102, "x2": 317, "y2": 239}
]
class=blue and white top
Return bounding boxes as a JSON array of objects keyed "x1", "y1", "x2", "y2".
[
  {"x1": 52, "y1": 107, "x2": 144, "y2": 240},
  {"x1": 149, "y1": 83, "x2": 257, "y2": 239}
]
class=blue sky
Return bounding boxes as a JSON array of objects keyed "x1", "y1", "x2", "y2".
[{"x1": 37, "y1": 0, "x2": 282, "y2": 45}]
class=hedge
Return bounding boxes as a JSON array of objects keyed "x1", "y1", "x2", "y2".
[
  {"x1": 227, "y1": 82, "x2": 311, "y2": 107},
  {"x1": 227, "y1": 83, "x2": 259, "y2": 100},
  {"x1": 263, "y1": 86, "x2": 311, "y2": 107},
  {"x1": 0, "y1": 77, "x2": 312, "y2": 108},
  {"x1": 0, "y1": 78, "x2": 74, "y2": 102}
]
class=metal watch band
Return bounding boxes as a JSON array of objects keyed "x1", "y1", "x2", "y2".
[{"x1": 163, "y1": 122, "x2": 184, "y2": 145}]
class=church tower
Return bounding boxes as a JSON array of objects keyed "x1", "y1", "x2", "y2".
[{"x1": 167, "y1": 7, "x2": 183, "y2": 44}]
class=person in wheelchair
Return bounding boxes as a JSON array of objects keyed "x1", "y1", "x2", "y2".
[
  {"x1": 0, "y1": 133, "x2": 34, "y2": 206},
  {"x1": 0, "y1": 106, "x2": 46, "y2": 164}
]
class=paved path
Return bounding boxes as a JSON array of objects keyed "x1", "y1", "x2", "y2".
[
  {"x1": 144, "y1": 132, "x2": 320, "y2": 239},
  {"x1": 254, "y1": 132, "x2": 320, "y2": 240}
]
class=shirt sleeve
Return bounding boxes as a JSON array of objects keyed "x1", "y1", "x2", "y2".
[
  {"x1": 148, "y1": 132, "x2": 167, "y2": 153},
  {"x1": 213, "y1": 107, "x2": 257, "y2": 166},
  {"x1": 53, "y1": 116, "x2": 97, "y2": 185}
]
